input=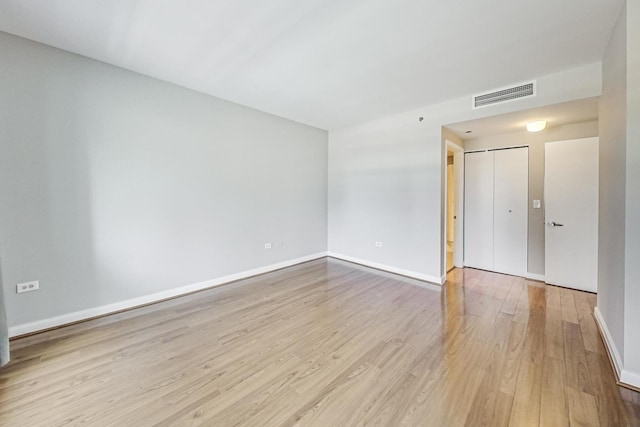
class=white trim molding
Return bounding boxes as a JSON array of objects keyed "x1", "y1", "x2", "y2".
[
  {"x1": 594, "y1": 307, "x2": 624, "y2": 376},
  {"x1": 594, "y1": 307, "x2": 640, "y2": 390},
  {"x1": 327, "y1": 252, "x2": 443, "y2": 285},
  {"x1": 9, "y1": 252, "x2": 328, "y2": 338},
  {"x1": 525, "y1": 273, "x2": 546, "y2": 282}
]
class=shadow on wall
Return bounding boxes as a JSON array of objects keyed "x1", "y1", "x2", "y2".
[{"x1": 0, "y1": 256, "x2": 9, "y2": 367}]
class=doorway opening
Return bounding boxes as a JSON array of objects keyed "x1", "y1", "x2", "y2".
[
  {"x1": 443, "y1": 138, "x2": 464, "y2": 278},
  {"x1": 446, "y1": 150, "x2": 455, "y2": 272}
]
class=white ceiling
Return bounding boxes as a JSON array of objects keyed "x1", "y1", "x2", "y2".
[
  {"x1": 0, "y1": 0, "x2": 623, "y2": 130},
  {"x1": 446, "y1": 97, "x2": 600, "y2": 140}
]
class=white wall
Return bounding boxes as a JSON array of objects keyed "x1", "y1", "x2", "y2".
[
  {"x1": 328, "y1": 63, "x2": 601, "y2": 283},
  {"x1": 0, "y1": 32, "x2": 328, "y2": 330},
  {"x1": 597, "y1": 0, "x2": 640, "y2": 388},
  {"x1": 465, "y1": 121, "x2": 598, "y2": 276}
]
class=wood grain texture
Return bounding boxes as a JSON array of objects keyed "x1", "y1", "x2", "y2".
[{"x1": 1, "y1": 259, "x2": 639, "y2": 426}]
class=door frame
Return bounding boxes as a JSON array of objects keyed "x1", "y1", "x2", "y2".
[{"x1": 444, "y1": 139, "x2": 465, "y2": 276}]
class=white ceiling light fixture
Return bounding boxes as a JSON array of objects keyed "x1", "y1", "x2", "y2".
[{"x1": 526, "y1": 120, "x2": 547, "y2": 132}]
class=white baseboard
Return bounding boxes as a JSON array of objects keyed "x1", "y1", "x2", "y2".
[
  {"x1": 594, "y1": 307, "x2": 640, "y2": 390},
  {"x1": 594, "y1": 307, "x2": 624, "y2": 376},
  {"x1": 8, "y1": 252, "x2": 328, "y2": 338},
  {"x1": 525, "y1": 273, "x2": 546, "y2": 282},
  {"x1": 327, "y1": 252, "x2": 443, "y2": 285}
]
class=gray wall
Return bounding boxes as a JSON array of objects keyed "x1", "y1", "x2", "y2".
[
  {"x1": 623, "y1": 0, "x2": 640, "y2": 375},
  {"x1": 0, "y1": 32, "x2": 328, "y2": 328},
  {"x1": 598, "y1": 5, "x2": 627, "y2": 361},
  {"x1": 598, "y1": 0, "x2": 640, "y2": 382},
  {"x1": 328, "y1": 122, "x2": 442, "y2": 280},
  {"x1": 465, "y1": 121, "x2": 598, "y2": 276}
]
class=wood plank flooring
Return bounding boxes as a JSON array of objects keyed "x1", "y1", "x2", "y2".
[{"x1": 1, "y1": 258, "x2": 639, "y2": 426}]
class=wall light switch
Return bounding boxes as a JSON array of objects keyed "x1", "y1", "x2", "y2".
[
  {"x1": 264, "y1": 243, "x2": 272, "y2": 250},
  {"x1": 375, "y1": 241, "x2": 383, "y2": 247},
  {"x1": 533, "y1": 200, "x2": 541, "y2": 209}
]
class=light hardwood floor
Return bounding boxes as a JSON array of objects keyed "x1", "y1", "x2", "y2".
[{"x1": 2, "y1": 258, "x2": 639, "y2": 426}]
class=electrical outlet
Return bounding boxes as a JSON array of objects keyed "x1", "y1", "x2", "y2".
[
  {"x1": 17, "y1": 281, "x2": 39, "y2": 294},
  {"x1": 375, "y1": 241, "x2": 383, "y2": 247},
  {"x1": 274, "y1": 241, "x2": 283, "y2": 248},
  {"x1": 264, "y1": 243, "x2": 272, "y2": 250}
]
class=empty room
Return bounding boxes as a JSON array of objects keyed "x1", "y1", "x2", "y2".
[{"x1": 1, "y1": 1, "x2": 639, "y2": 426}]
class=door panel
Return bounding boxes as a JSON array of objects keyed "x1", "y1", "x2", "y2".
[
  {"x1": 464, "y1": 151, "x2": 494, "y2": 270},
  {"x1": 545, "y1": 138, "x2": 599, "y2": 292},
  {"x1": 493, "y1": 148, "x2": 528, "y2": 276}
]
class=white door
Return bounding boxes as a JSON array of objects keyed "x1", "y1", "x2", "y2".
[
  {"x1": 545, "y1": 138, "x2": 599, "y2": 292},
  {"x1": 464, "y1": 151, "x2": 494, "y2": 270},
  {"x1": 494, "y1": 148, "x2": 528, "y2": 276}
]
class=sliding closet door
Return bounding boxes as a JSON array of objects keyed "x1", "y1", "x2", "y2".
[
  {"x1": 493, "y1": 148, "x2": 528, "y2": 276},
  {"x1": 464, "y1": 151, "x2": 494, "y2": 270},
  {"x1": 464, "y1": 147, "x2": 528, "y2": 276}
]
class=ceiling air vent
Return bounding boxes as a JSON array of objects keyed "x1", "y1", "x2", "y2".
[{"x1": 472, "y1": 81, "x2": 536, "y2": 109}]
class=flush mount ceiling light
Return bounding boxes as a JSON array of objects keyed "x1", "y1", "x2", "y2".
[{"x1": 526, "y1": 120, "x2": 547, "y2": 132}]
